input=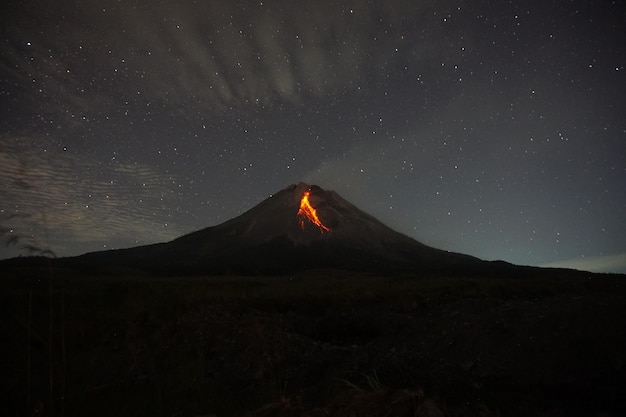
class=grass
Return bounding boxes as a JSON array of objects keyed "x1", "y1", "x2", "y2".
[
  {"x1": 336, "y1": 370, "x2": 384, "y2": 394},
  {"x1": 1, "y1": 266, "x2": 625, "y2": 416}
]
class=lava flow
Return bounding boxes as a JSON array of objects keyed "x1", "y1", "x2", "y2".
[{"x1": 297, "y1": 190, "x2": 331, "y2": 232}]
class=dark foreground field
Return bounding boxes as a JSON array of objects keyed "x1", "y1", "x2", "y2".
[{"x1": 2, "y1": 267, "x2": 625, "y2": 417}]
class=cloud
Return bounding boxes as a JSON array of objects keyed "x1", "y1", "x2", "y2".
[
  {"x1": 541, "y1": 253, "x2": 626, "y2": 274},
  {"x1": 1, "y1": 0, "x2": 452, "y2": 119},
  {"x1": 0, "y1": 136, "x2": 185, "y2": 258}
]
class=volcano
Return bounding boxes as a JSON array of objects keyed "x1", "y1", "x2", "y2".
[{"x1": 56, "y1": 183, "x2": 498, "y2": 274}]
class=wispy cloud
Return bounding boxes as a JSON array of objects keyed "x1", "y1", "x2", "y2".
[
  {"x1": 2, "y1": 0, "x2": 451, "y2": 119},
  {"x1": 0, "y1": 136, "x2": 186, "y2": 258}
]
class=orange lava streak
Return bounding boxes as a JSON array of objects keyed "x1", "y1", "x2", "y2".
[{"x1": 298, "y1": 190, "x2": 331, "y2": 232}]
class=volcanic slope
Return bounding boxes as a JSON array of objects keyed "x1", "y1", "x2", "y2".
[{"x1": 62, "y1": 183, "x2": 489, "y2": 274}]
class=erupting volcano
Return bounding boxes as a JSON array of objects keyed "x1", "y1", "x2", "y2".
[
  {"x1": 298, "y1": 189, "x2": 331, "y2": 232},
  {"x1": 56, "y1": 182, "x2": 487, "y2": 274}
]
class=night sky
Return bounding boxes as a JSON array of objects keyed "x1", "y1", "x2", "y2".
[{"x1": 1, "y1": 0, "x2": 625, "y2": 273}]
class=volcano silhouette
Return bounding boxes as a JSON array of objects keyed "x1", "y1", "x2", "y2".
[{"x1": 62, "y1": 183, "x2": 491, "y2": 274}]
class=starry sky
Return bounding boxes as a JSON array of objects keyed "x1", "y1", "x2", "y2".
[{"x1": 1, "y1": 0, "x2": 625, "y2": 273}]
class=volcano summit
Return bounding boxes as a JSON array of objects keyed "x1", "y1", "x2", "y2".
[{"x1": 50, "y1": 183, "x2": 492, "y2": 274}]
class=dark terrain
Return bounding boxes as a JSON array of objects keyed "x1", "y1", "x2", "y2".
[
  {"x1": 3, "y1": 185, "x2": 625, "y2": 416},
  {"x1": 2, "y1": 266, "x2": 625, "y2": 417}
]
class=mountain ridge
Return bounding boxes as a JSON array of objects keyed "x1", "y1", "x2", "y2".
[{"x1": 1, "y1": 183, "x2": 570, "y2": 276}]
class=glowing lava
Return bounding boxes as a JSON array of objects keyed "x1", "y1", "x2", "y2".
[{"x1": 298, "y1": 190, "x2": 331, "y2": 232}]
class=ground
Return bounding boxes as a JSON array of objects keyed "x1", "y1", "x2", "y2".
[{"x1": 1, "y1": 267, "x2": 625, "y2": 416}]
